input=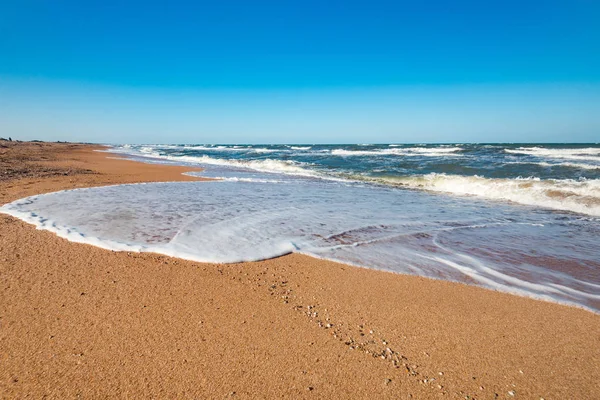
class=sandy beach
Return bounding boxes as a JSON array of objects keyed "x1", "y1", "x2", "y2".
[{"x1": 1, "y1": 141, "x2": 599, "y2": 399}]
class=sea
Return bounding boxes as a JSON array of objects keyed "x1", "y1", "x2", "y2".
[{"x1": 2, "y1": 143, "x2": 600, "y2": 312}]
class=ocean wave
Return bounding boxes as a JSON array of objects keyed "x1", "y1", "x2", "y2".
[
  {"x1": 181, "y1": 145, "x2": 278, "y2": 153},
  {"x1": 249, "y1": 148, "x2": 281, "y2": 153},
  {"x1": 537, "y1": 161, "x2": 600, "y2": 171},
  {"x1": 289, "y1": 146, "x2": 312, "y2": 150},
  {"x1": 138, "y1": 146, "x2": 161, "y2": 156},
  {"x1": 505, "y1": 147, "x2": 600, "y2": 161},
  {"x1": 505, "y1": 161, "x2": 600, "y2": 170},
  {"x1": 110, "y1": 146, "x2": 330, "y2": 178},
  {"x1": 332, "y1": 146, "x2": 462, "y2": 157},
  {"x1": 182, "y1": 145, "x2": 226, "y2": 151},
  {"x1": 370, "y1": 173, "x2": 600, "y2": 216},
  {"x1": 410, "y1": 146, "x2": 463, "y2": 154},
  {"x1": 166, "y1": 154, "x2": 320, "y2": 177}
]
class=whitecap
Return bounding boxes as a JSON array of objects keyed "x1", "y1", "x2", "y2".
[
  {"x1": 505, "y1": 147, "x2": 600, "y2": 161},
  {"x1": 370, "y1": 173, "x2": 600, "y2": 216},
  {"x1": 331, "y1": 147, "x2": 462, "y2": 157}
]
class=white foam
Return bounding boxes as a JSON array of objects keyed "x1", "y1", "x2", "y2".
[
  {"x1": 332, "y1": 147, "x2": 462, "y2": 157},
  {"x1": 290, "y1": 146, "x2": 312, "y2": 150},
  {"x1": 533, "y1": 161, "x2": 600, "y2": 170},
  {"x1": 138, "y1": 146, "x2": 160, "y2": 156},
  {"x1": 505, "y1": 147, "x2": 600, "y2": 161},
  {"x1": 249, "y1": 148, "x2": 281, "y2": 153},
  {"x1": 118, "y1": 150, "x2": 321, "y2": 178},
  {"x1": 182, "y1": 156, "x2": 319, "y2": 176},
  {"x1": 0, "y1": 192, "x2": 146, "y2": 253},
  {"x1": 181, "y1": 145, "x2": 280, "y2": 153},
  {"x1": 182, "y1": 145, "x2": 227, "y2": 151},
  {"x1": 372, "y1": 174, "x2": 600, "y2": 216}
]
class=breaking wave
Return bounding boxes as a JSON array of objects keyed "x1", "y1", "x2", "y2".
[
  {"x1": 369, "y1": 173, "x2": 600, "y2": 216},
  {"x1": 167, "y1": 154, "x2": 319, "y2": 177},
  {"x1": 535, "y1": 161, "x2": 600, "y2": 171},
  {"x1": 506, "y1": 147, "x2": 600, "y2": 161},
  {"x1": 505, "y1": 161, "x2": 600, "y2": 170},
  {"x1": 332, "y1": 146, "x2": 463, "y2": 157}
]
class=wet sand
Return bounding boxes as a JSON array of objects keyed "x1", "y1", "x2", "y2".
[{"x1": 1, "y1": 140, "x2": 599, "y2": 398}]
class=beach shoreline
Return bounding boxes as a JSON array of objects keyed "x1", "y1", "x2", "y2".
[{"x1": 1, "y1": 141, "x2": 599, "y2": 398}]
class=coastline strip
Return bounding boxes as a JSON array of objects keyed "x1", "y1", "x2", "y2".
[{"x1": 1, "y1": 141, "x2": 599, "y2": 398}]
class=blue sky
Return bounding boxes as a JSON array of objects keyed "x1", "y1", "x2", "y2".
[{"x1": 1, "y1": 0, "x2": 599, "y2": 143}]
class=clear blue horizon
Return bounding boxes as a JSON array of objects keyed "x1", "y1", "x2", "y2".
[{"x1": 1, "y1": 0, "x2": 599, "y2": 144}]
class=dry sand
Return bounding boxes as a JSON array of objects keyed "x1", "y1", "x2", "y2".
[{"x1": 1, "y1": 141, "x2": 599, "y2": 399}]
